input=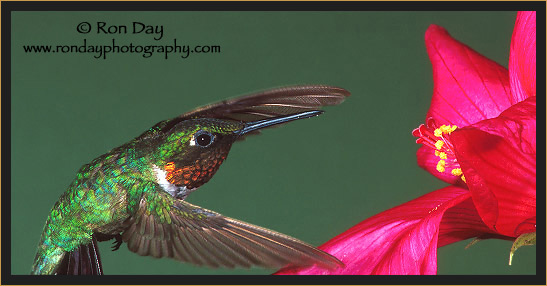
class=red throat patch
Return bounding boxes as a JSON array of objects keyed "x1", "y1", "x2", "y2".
[{"x1": 164, "y1": 153, "x2": 227, "y2": 189}]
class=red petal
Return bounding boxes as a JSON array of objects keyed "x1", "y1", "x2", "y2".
[
  {"x1": 509, "y1": 11, "x2": 536, "y2": 102},
  {"x1": 486, "y1": 96, "x2": 536, "y2": 154},
  {"x1": 275, "y1": 187, "x2": 494, "y2": 275},
  {"x1": 424, "y1": 25, "x2": 512, "y2": 127},
  {"x1": 451, "y1": 98, "x2": 536, "y2": 237},
  {"x1": 438, "y1": 197, "x2": 509, "y2": 247}
]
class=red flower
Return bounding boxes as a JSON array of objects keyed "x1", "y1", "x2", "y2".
[{"x1": 275, "y1": 11, "x2": 536, "y2": 275}]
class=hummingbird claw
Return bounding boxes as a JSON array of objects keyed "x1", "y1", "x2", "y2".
[{"x1": 111, "y1": 234, "x2": 123, "y2": 251}]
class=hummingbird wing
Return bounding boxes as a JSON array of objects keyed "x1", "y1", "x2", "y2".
[
  {"x1": 178, "y1": 85, "x2": 350, "y2": 121},
  {"x1": 122, "y1": 190, "x2": 343, "y2": 270},
  {"x1": 142, "y1": 85, "x2": 350, "y2": 139}
]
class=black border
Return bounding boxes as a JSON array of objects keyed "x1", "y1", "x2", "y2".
[
  {"x1": 1, "y1": 1, "x2": 547, "y2": 11},
  {"x1": 2, "y1": 1, "x2": 545, "y2": 285}
]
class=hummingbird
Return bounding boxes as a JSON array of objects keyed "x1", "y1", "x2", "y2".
[{"x1": 31, "y1": 85, "x2": 350, "y2": 275}]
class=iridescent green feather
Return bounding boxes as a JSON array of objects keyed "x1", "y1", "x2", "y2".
[{"x1": 32, "y1": 142, "x2": 156, "y2": 274}]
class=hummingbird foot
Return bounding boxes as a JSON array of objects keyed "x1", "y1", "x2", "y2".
[
  {"x1": 111, "y1": 234, "x2": 123, "y2": 251},
  {"x1": 173, "y1": 186, "x2": 199, "y2": 200}
]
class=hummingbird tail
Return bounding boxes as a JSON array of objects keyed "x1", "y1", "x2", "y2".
[{"x1": 56, "y1": 234, "x2": 103, "y2": 275}]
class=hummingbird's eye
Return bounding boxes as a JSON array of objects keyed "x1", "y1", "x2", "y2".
[{"x1": 193, "y1": 131, "x2": 215, "y2": 147}]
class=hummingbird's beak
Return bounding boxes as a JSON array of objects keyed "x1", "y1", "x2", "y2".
[{"x1": 236, "y1": 110, "x2": 324, "y2": 136}]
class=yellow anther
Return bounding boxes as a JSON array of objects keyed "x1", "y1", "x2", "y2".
[
  {"x1": 436, "y1": 160, "x2": 446, "y2": 173},
  {"x1": 434, "y1": 150, "x2": 448, "y2": 159},
  {"x1": 434, "y1": 128, "x2": 443, "y2": 137},
  {"x1": 440, "y1": 125, "x2": 451, "y2": 134},
  {"x1": 443, "y1": 125, "x2": 457, "y2": 134},
  {"x1": 451, "y1": 168, "x2": 463, "y2": 176},
  {"x1": 437, "y1": 151, "x2": 447, "y2": 159},
  {"x1": 461, "y1": 175, "x2": 466, "y2": 183},
  {"x1": 435, "y1": 140, "x2": 444, "y2": 150},
  {"x1": 435, "y1": 125, "x2": 459, "y2": 137}
]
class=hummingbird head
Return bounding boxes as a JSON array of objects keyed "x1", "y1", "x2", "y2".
[{"x1": 153, "y1": 110, "x2": 323, "y2": 192}]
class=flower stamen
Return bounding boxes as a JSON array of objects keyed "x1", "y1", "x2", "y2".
[
  {"x1": 451, "y1": 168, "x2": 463, "y2": 176},
  {"x1": 412, "y1": 118, "x2": 466, "y2": 183},
  {"x1": 436, "y1": 160, "x2": 446, "y2": 173},
  {"x1": 435, "y1": 140, "x2": 444, "y2": 150}
]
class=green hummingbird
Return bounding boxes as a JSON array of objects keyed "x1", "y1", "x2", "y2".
[{"x1": 31, "y1": 85, "x2": 350, "y2": 275}]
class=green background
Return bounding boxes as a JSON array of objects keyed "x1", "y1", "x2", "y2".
[{"x1": 11, "y1": 11, "x2": 536, "y2": 275}]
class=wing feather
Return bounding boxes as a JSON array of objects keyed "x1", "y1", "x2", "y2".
[
  {"x1": 138, "y1": 85, "x2": 350, "y2": 140},
  {"x1": 178, "y1": 85, "x2": 349, "y2": 122},
  {"x1": 122, "y1": 190, "x2": 343, "y2": 270}
]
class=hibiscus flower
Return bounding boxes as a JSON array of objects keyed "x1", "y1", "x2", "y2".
[{"x1": 275, "y1": 11, "x2": 536, "y2": 275}]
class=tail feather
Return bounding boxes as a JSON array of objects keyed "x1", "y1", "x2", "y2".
[{"x1": 56, "y1": 235, "x2": 103, "y2": 275}]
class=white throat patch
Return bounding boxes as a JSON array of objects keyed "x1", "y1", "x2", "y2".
[{"x1": 152, "y1": 164, "x2": 195, "y2": 200}]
